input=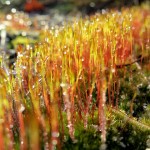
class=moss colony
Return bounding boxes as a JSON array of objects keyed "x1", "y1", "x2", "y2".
[{"x1": 0, "y1": 4, "x2": 150, "y2": 150}]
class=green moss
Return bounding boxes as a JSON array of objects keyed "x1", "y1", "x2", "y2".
[
  {"x1": 63, "y1": 126, "x2": 102, "y2": 150},
  {"x1": 62, "y1": 109, "x2": 150, "y2": 150}
]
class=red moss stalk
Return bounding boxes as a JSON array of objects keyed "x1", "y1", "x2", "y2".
[
  {"x1": 50, "y1": 93, "x2": 60, "y2": 150},
  {"x1": 0, "y1": 126, "x2": 4, "y2": 150},
  {"x1": 97, "y1": 77, "x2": 107, "y2": 143},
  {"x1": 5, "y1": 113, "x2": 14, "y2": 149},
  {"x1": 18, "y1": 106, "x2": 27, "y2": 150},
  {"x1": 61, "y1": 83, "x2": 75, "y2": 141}
]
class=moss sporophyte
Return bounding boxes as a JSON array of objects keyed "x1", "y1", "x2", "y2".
[{"x1": 0, "y1": 5, "x2": 150, "y2": 149}]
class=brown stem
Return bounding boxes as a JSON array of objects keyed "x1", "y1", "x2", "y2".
[
  {"x1": 50, "y1": 91, "x2": 60, "y2": 150},
  {"x1": 130, "y1": 93, "x2": 137, "y2": 116}
]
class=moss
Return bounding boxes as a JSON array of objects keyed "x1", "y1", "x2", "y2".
[
  {"x1": 62, "y1": 109, "x2": 150, "y2": 150},
  {"x1": 107, "y1": 123, "x2": 150, "y2": 150},
  {"x1": 63, "y1": 126, "x2": 102, "y2": 150},
  {"x1": 114, "y1": 62, "x2": 150, "y2": 118}
]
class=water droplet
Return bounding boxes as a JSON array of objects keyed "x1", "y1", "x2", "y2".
[
  {"x1": 26, "y1": 91, "x2": 29, "y2": 96},
  {"x1": 38, "y1": 92, "x2": 41, "y2": 96},
  {"x1": 17, "y1": 53, "x2": 23, "y2": 58},
  {"x1": 19, "y1": 104, "x2": 25, "y2": 113},
  {"x1": 4, "y1": 79, "x2": 7, "y2": 82},
  {"x1": 102, "y1": 9, "x2": 106, "y2": 14},
  {"x1": 21, "y1": 141, "x2": 24, "y2": 145},
  {"x1": 11, "y1": 8, "x2": 16, "y2": 13},
  {"x1": 112, "y1": 136, "x2": 117, "y2": 141},
  {"x1": 67, "y1": 123, "x2": 73, "y2": 129},
  {"x1": 52, "y1": 140, "x2": 57, "y2": 145},
  {"x1": 32, "y1": 85, "x2": 35, "y2": 89},
  {"x1": 22, "y1": 66, "x2": 27, "y2": 70},
  {"x1": 38, "y1": 78, "x2": 42, "y2": 83},
  {"x1": 52, "y1": 132, "x2": 59, "y2": 138},
  {"x1": 60, "y1": 83, "x2": 66, "y2": 88},
  {"x1": 9, "y1": 125, "x2": 13, "y2": 129},
  {"x1": 63, "y1": 92, "x2": 67, "y2": 96},
  {"x1": 137, "y1": 83, "x2": 143, "y2": 88},
  {"x1": 6, "y1": 14, "x2": 12, "y2": 20},
  {"x1": 79, "y1": 76, "x2": 82, "y2": 80},
  {"x1": 111, "y1": 68, "x2": 115, "y2": 73},
  {"x1": 89, "y1": 2, "x2": 95, "y2": 7},
  {"x1": 143, "y1": 103, "x2": 147, "y2": 109},
  {"x1": 147, "y1": 84, "x2": 150, "y2": 90},
  {"x1": 43, "y1": 132, "x2": 47, "y2": 137},
  {"x1": 146, "y1": 138, "x2": 150, "y2": 147}
]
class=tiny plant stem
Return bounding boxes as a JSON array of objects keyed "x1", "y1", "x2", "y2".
[
  {"x1": 130, "y1": 92, "x2": 137, "y2": 116},
  {"x1": 42, "y1": 86, "x2": 50, "y2": 115},
  {"x1": 97, "y1": 76, "x2": 107, "y2": 143},
  {"x1": 84, "y1": 88, "x2": 93, "y2": 129},
  {"x1": 18, "y1": 111, "x2": 26, "y2": 150},
  {"x1": 62, "y1": 86, "x2": 75, "y2": 141},
  {"x1": 50, "y1": 101, "x2": 60, "y2": 150},
  {"x1": 0, "y1": 126, "x2": 4, "y2": 150}
]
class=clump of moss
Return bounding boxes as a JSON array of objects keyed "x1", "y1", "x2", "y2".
[
  {"x1": 62, "y1": 113, "x2": 150, "y2": 150},
  {"x1": 0, "y1": 4, "x2": 150, "y2": 149},
  {"x1": 107, "y1": 118, "x2": 150, "y2": 150},
  {"x1": 116, "y1": 64, "x2": 150, "y2": 118}
]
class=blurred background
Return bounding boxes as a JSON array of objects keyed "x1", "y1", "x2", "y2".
[{"x1": 0, "y1": 0, "x2": 148, "y2": 13}]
